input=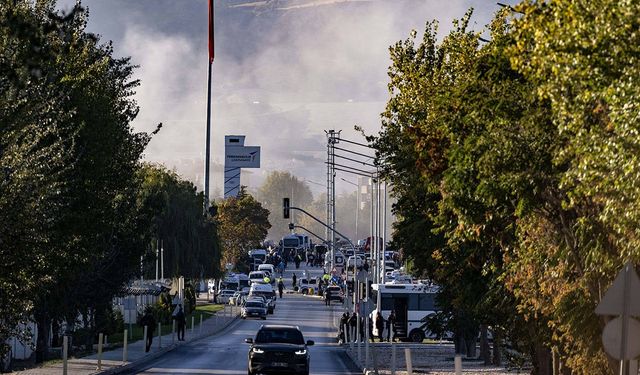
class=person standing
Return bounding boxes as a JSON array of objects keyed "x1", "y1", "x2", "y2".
[
  {"x1": 386, "y1": 310, "x2": 396, "y2": 342},
  {"x1": 140, "y1": 310, "x2": 156, "y2": 352},
  {"x1": 375, "y1": 312, "x2": 385, "y2": 342},
  {"x1": 277, "y1": 278, "x2": 284, "y2": 298},
  {"x1": 175, "y1": 305, "x2": 186, "y2": 341},
  {"x1": 292, "y1": 273, "x2": 297, "y2": 289},
  {"x1": 325, "y1": 287, "x2": 332, "y2": 306},
  {"x1": 340, "y1": 312, "x2": 350, "y2": 342}
]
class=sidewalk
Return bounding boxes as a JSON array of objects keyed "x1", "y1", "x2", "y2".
[{"x1": 11, "y1": 304, "x2": 241, "y2": 375}]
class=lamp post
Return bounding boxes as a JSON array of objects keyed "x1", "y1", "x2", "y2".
[{"x1": 341, "y1": 178, "x2": 359, "y2": 242}]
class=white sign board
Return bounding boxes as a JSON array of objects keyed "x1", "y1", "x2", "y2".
[{"x1": 225, "y1": 146, "x2": 260, "y2": 168}]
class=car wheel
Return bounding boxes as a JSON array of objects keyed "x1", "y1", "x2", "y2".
[
  {"x1": 409, "y1": 329, "x2": 425, "y2": 343},
  {"x1": 261, "y1": 316, "x2": 267, "y2": 320}
]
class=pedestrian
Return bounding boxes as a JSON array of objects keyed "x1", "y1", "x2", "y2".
[
  {"x1": 278, "y1": 278, "x2": 284, "y2": 298},
  {"x1": 368, "y1": 315, "x2": 374, "y2": 342},
  {"x1": 325, "y1": 287, "x2": 332, "y2": 306},
  {"x1": 340, "y1": 312, "x2": 350, "y2": 342},
  {"x1": 360, "y1": 316, "x2": 366, "y2": 342},
  {"x1": 174, "y1": 304, "x2": 186, "y2": 341},
  {"x1": 386, "y1": 310, "x2": 396, "y2": 342},
  {"x1": 140, "y1": 310, "x2": 156, "y2": 352},
  {"x1": 292, "y1": 273, "x2": 297, "y2": 289},
  {"x1": 349, "y1": 312, "x2": 358, "y2": 342},
  {"x1": 375, "y1": 311, "x2": 385, "y2": 342}
]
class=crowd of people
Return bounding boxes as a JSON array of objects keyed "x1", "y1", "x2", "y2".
[{"x1": 338, "y1": 310, "x2": 397, "y2": 343}]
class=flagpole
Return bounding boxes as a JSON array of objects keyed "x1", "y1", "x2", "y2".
[
  {"x1": 204, "y1": 61, "x2": 212, "y2": 214},
  {"x1": 204, "y1": 0, "x2": 214, "y2": 215}
]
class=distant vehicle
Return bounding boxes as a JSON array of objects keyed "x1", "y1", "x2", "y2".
[
  {"x1": 299, "y1": 277, "x2": 318, "y2": 295},
  {"x1": 249, "y1": 249, "x2": 267, "y2": 263},
  {"x1": 217, "y1": 289, "x2": 237, "y2": 305},
  {"x1": 249, "y1": 283, "x2": 276, "y2": 313},
  {"x1": 384, "y1": 260, "x2": 396, "y2": 273},
  {"x1": 249, "y1": 271, "x2": 269, "y2": 284},
  {"x1": 241, "y1": 300, "x2": 267, "y2": 320},
  {"x1": 371, "y1": 283, "x2": 440, "y2": 342},
  {"x1": 324, "y1": 285, "x2": 344, "y2": 303},
  {"x1": 245, "y1": 325, "x2": 314, "y2": 375},
  {"x1": 237, "y1": 273, "x2": 251, "y2": 290},
  {"x1": 249, "y1": 249, "x2": 267, "y2": 271},
  {"x1": 282, "y1": 234, "x2": 301, "y2": 260},
  {"x1": 218, "y1": 274, "x2": 240, "y2": 292},
  {"x1": 257, "y1": 264, "x2": 275, "y2": 278},
  {"x1": 230, "y1": 291, "x2": 249, "y2": 306}
]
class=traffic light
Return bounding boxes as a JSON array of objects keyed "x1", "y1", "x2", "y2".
[
  {"x1": 283, "y1": 198, "x2": 290, "y2": 219},
  {"x1": 346, "y1": 280, "x2": 354, "y2": 294},
  {"x1": 288, "y1": 222, "x2": 294, "y2": 231}
]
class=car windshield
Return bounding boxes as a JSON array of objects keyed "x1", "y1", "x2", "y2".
[
  {"x1": 255, "y1": 328, "x2": 305, "y2": 345},
  {"x1": 245, "y1": 302, "x2": 263, "y2": 308}
]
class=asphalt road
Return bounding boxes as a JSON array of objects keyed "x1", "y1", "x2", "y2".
[{"x1": 124, "y1": 265, "x2": 360, "y2": 375}]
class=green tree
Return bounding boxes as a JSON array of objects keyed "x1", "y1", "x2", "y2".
[
  {"x1": 0, "y1": 1, "x2": 154, "y2": 360},
  {"x1": 137, "y1": 164, "x2": 222, "y2": 280},
  {"x1": 504, "y1": 1, "x2": 640, "y2": 373},
  {"x1": 369, "y1": 9, "x2": 560, "y2": 371},
  {"x1": 217, "y1": 187, "x2": 271, "y2": 271}
]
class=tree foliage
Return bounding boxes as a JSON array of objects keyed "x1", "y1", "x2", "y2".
[
  {"x1": 0, "y1": 1, "x2": 223, "y2": 361},
  {"x1": 137, "y1": 164, "x2": 222, "y2": 279},
  {"x1": 369, "y1": 3, "x2": 640, "y2": 372},
  {"x1": 217, "y1": 187, "x2": 271, "y2": 270}
]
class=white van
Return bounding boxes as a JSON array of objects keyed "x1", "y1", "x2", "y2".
[
  {"x1": 249, "y1": 283, "x2": 276, "y2": 313},
  {"x1": 249, "y1": 271, "x2": 268, "y2": 284},
  {"x1": 257, "y1": 264, "x2": 275, "y2": 277}
]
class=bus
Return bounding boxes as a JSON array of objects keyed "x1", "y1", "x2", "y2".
[
  {"x1": 371, "y1": 283, "x2": 440, "y2": 342},
  {"x1": 281, "y1": 234, "x2": 301, "y2": 260}
]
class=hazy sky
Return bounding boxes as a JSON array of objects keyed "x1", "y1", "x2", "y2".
[{"x1": 56, "y1": 0, "x2": 517, "y2": 197}]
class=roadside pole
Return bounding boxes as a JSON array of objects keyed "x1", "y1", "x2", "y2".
[
  {"x1": 62, "y1": 335, "x2": 68, "y2": 375},
  {"x1": 123, "y1": 330, "x2": 128, "y2": 363},
  {"x1": 97, "y1": 333, "x2": 103, "y2": 371}
]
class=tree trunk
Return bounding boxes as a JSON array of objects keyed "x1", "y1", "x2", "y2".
[
  {"x1": 535, "y1": 343, "x2": 552, "y2": 375},
  {"x1": 479, "y1": 324, "x2": 491, "y2": 364},
  {"x1": 35, "y1": 313, "x2": 50, "y2": 363},
  {"x1": 466, "y1": 338, "x2": 476, "y2": 358},
  {"x1": 492, "y1": 330, "x2": 501, "y2": 366}
]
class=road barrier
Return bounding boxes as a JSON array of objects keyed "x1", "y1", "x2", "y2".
[
  {"x1": 455, "y1": 355, "x2": 462, "y2": 374},
  {"x1": 405, "y1": 348, "x2": 413, "y2": 375}
]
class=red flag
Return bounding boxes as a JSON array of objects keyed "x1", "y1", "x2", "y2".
[{"x1": 208, "y1": 0, "x2": 214, "y2": 63}]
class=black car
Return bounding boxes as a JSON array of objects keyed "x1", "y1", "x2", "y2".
[{"x1": 245, "y1": 324, "x2": 314, "y2": 375}]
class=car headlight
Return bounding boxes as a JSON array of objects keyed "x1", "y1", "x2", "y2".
[
  {"x1": 252, "y1": 348, "x2": 265, "y2": 354},
  {"x1": 295, "y1": 349, "x2": 307, "y2": 355}
]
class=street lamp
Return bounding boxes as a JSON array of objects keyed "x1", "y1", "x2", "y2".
[{"x1": 341, "y1": 178, "x2": 359, "y2": 243}]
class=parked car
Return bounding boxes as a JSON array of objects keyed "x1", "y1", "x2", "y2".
[
  {"x1": 245, "y1": 325, "x2": 314, "y2": 375},
  {"x1": 241, "y1": 300, "x2": 268, "y2": 320},
  {"x1": 216, "y1": 289, "x2": 236, "y2": 304}
]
